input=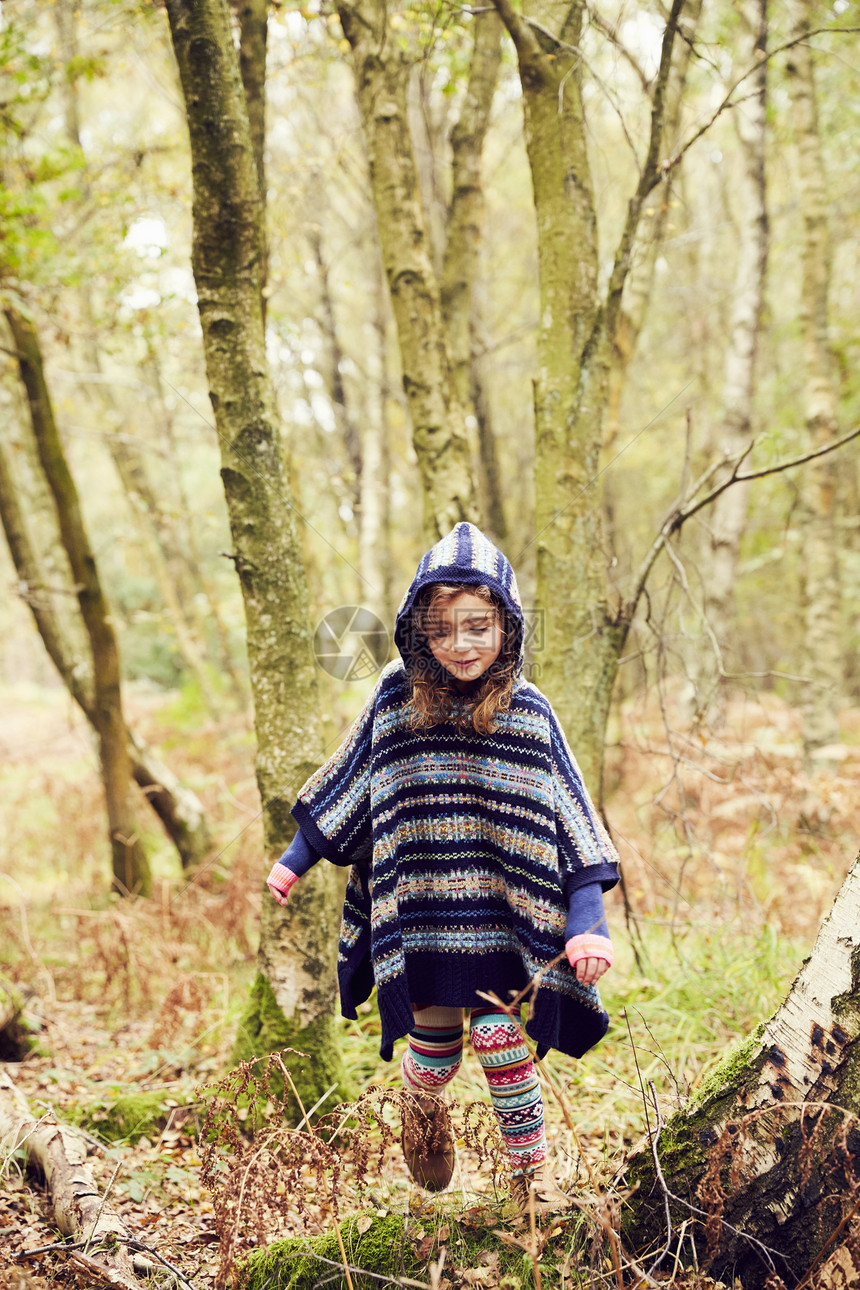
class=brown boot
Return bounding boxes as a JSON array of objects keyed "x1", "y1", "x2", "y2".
[
  {"x1": 509, "y1": 1165, "x2": 574, "y2": 1222},
  {"x1": 401, "y1": 1092, "x2": 455, "y2": 1192}
]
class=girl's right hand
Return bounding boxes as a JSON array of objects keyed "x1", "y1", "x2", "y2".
[{"x1": 267, "y1": 861, "x2": 299, "y2": 906}]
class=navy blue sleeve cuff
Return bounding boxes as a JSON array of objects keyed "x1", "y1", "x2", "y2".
[
  {"x1": 276, "y1": 827, "x2": 323, "y2": 878},
  {"x1": 565, "y1": 880, "x2": 609, "y2": 943},
  {"x1": 562, "y1": 861, "x2": 619, "y2": 899}
]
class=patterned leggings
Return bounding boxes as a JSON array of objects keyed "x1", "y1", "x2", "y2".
[{"x1": 401, "y1": 1004, "x2": 547, "y2": 1177}]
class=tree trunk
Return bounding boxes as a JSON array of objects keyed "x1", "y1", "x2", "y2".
[
  {"x1": 439, "y1": 10, "x2": 507, "y2": 543},
  {"x1": 0, "y1": 1072, "x2": 139, "y2": 1288},
  {"x1": 439, "y1": 9, "x2": 502, "y2": 412},
  {"x1": 337, "y1": 0, "x2": 479, "y2": 541},
  {"x1": 233, "y1": 0, "x2": 268, "y2": 312},
  {"x1": 697, "y1": 0, "x2": 768, "y2": 721},
  {"x1": 0, "y1": 368, "x2": 211, "y2": 872},
  {"x1": 786, "y1": 0, "x2": 843, "y2": 764},
  {"x1": 5, "y1": 305, "x2": 151, "y2": 897},
  {"x1": 164, "y1": 0, "x2": 348, "y2": 1110},
  {"x1": 471, "y1": 302, "x2": 509, "y2": 544},
  {"x1": 492, "y1": 0, "x2": 684, "y2": 790},
  {"x1": 622, "y1": 854, "x2": 860, "y2": 1289},
  {"x1": 491, "y1": 0, "x2": 609, "y2": 789}
]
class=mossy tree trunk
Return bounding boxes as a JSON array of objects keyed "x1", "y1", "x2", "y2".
[
  {"x1": 622, "y1": 855, "x2": 860, "y2": 1288},
  {"x1": 786, "y1": 0, "x2": 843, "y2": 765},
  {"x1": 337, "y1": 0, "x2": 479, "y2": 541},
  {"x1": 233, "y1": 0, "x2": 268, "y2": 312},
  {"x1": 5, "y1": 305, "x2": 151, "y2": 898},
  {"x1": 491, "y1": 0, "x2": 685, "y2": 790},
  {"x1": 164, "y1": 0, "x2": 349, "y2": 1110},
  {"x1": 0, "y1": 428, "x2": 210, "y2": 871}
]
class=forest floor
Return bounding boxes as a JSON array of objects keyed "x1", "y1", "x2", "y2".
[{"x1": 1, "y1": 681, "x2": 858, "y2": 1289}]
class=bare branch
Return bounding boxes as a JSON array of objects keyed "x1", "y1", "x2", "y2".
[
  {"x1": 602, "y1": 0, "x2": 685, "y2": 348},
  {"x1": 585, "y1": 3, "x2": 651, "y2": 94},
  {"x1": 665, "y1": 25, "x2": 860, "y2": 180},
  {"x1": 627, "y1": 423, "x2": 860, "y2": 625}
]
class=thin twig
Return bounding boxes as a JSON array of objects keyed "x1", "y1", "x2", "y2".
[
  {"x1": 628, "y1": 422, "x2": 860, "y2": 629},
  {"x1": 14, "y1": 1238, "x2": 89, "y2": 1260},
  {"x1": 121, "y1": 1237, "x2": 197, "y2": 1288},
  {"x1": 665, "y1": 25, "x2": 860, "y2": 180},
  {"x1": 645, "y1": 1080, "x2": 673, "y2": 1276},
  {"x1": 0, "y1": 1111, "x2": 54, "y2": 1177}
]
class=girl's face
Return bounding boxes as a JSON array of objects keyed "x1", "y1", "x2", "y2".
[{"x1": 424, "y1": 591, "x2": 503, "y2": 691}]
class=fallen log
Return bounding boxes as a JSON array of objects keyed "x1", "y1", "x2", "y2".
[
  {"x1": 0, "y1": 1070, "x2": 139, "y2": 1288},
  {"x1": 620, "y1": 853, "x2": 860, "y2": 1289}
]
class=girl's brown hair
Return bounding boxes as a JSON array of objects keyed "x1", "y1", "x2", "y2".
[{"x1": 405, "y1": 583, "x2": 517, "y2": 736}]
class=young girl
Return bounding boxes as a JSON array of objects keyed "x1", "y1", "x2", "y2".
[{"x1": 266, "y1": 523, "x2": 618, "y2": 1217}]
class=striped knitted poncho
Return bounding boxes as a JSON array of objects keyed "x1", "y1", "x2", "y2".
[{"x1": 291, "y1": 524, "x2": 620, "y2": 1062}]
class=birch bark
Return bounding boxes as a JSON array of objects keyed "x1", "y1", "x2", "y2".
[
  {"x1": 623, "y1": 855, "x2": 860, "y2": 1288},
  {"x1": 786, "y1": 1, "x2": 843, "y2": 762},
  {"x1": 697, "y1": 0, "x2": 768, "y2": 718}
]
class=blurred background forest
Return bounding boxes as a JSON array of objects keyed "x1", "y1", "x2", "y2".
[{"x1": 1, "y1": 0, "x2": 859, "y2": 1285}]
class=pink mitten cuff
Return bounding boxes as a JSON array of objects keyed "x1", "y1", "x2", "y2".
[
  {"x1": 565, "y1": 933, "x2": 614, "y2": 969},
  {"x1": 266, "y1": 862, "x2": 299, "y2": 896}
]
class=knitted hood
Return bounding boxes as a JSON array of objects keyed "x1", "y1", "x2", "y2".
[{"x1": 393, "y1": 523, "x2": 525, "y2": 682}]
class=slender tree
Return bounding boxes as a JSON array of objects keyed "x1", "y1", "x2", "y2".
[
  {"x1": 164, "y1": 0, "x2": 349, "y2": 1108},
  {"x1": 52, "y1": 0, "x2": 223, "y2": 714},
  {"x1": 439, "y1": 11, "x2": 508, "y2": 543},
  {"x1": 785, "y1": 0, "x2": 843, "y2": 762},
  {"x1": 0, "y1": 423, "x2": 211, "y2": 872},
  {"x1": 5, "y1": 305, "x2": 151, "y2": 897},
  {"x1": 697, "y1": 0, "x2": 769, "y2": 720},
  {"x1": 337, "y1": 0, "x2": 479, "y2": 539}
]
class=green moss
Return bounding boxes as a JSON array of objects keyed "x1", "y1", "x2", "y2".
[
  {"x1": 77, "y1": 1092, "x2": 172, "y2": 1144},
  {"x1": 236, "y1": 1209, "x2": 577, "y2": 1290},
  {"x1": 231, "y1": 973, "x2": 356, "y2": 1122},
  {"x1": 688, "y1": 1020, "x2": 767, "y2": 1111},
  {"x1": 237, "y1": 1215, "x2": 420, "y2": 1290}
]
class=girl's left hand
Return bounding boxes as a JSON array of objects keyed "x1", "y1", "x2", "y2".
[{"x1": 575, "y1": 956, "x2": 610, "y2": 986}]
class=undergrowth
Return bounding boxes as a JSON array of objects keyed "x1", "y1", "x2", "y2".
[{"x1": 2, "y1": 686, "x2": 860, "y2": 1287}]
